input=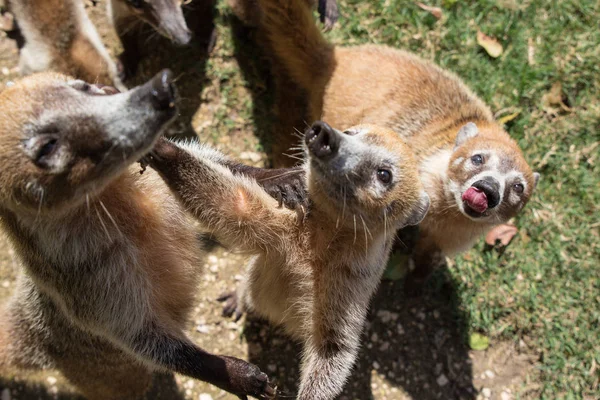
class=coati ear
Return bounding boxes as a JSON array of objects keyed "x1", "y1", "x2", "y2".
[
  {"x1": 454, "y1": 122, "x2": 479, "y2": 149},
  {"x1": 403, "y1": 191, "x2": 430, "y2": 227},
  {"x1": 533, "y1": 172, "x2": 541, "y2": 189}
]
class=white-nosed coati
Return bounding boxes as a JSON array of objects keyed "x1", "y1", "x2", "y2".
[
  {"x1": 4, "y1": 0, "x2": 124, "y2": 90},
  {"x1": 233, "y1": 0, "x2": 540, "y2": 288},
  {"x1": 142, "y1": 121, "x2": 430, "y2": 399},
  {"x1": 0, "y1": 70, "x2": 308, "y2": 399}
]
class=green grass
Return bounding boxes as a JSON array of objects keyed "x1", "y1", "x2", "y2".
[{"x1": 207, "y1": 0, "x2": 599, "y2": 397}]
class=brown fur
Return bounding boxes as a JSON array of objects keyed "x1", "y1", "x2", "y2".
[
  {"x1": 234, "y1": 0, "x2": 538, "y2": 285},
  {"x1": 144, "y1": 123, "x2": 430, "y2": 399},
  {"x1": 0, "y1": 71, "x2": 276, "y2": 399},
  {"x1": 6, "y1": 0, "x2": 123, "y2": 88}
]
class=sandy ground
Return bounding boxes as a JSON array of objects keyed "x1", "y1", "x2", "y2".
[{"x1": 0, "y1": 2, "x2": 537, "y2": 399}]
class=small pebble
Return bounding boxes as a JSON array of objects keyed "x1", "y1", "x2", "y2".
[
  {"x1": 485, "y1": 369, "x2": 495, "y2": 378},
  {"x1": 267, "y1": 364, "x2": 277, "y2": 372},
  {"x1": 436, "y1": 374, "x2": 448, "y2": 386},
  {"x1": 372, "y1": 361, "x2": 380, "y2": 370},
  {"x1": 199, "y1": 395, "x2": 214, "y2": 400},
  {"x1": 47, "y1": 376, "x2": 57, "y2": 385},
  {"x1": 196, "y1": 324, "x2": 210, "y2": 334},
  {"x1": 207, "y1": 255, "x2": 218, "y2": 264},
  {"x1": 1, "y1": 67, "x2": 9, "y2": 76},
  {"x1": 482, "y1": 387, "x2": 492, "y2": 398},
  {"x1": 1, "y1": 281, "x2": 9, "y2": 288},
  {"x1": 500, "y1": 391, "x2": 512, "y2": 400}
]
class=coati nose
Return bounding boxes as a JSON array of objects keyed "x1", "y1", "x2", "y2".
[
  {"x1": 472, "y1": 178, "x2": 501, "y2": 209},
  {"x1": 150, "y1": 69, "x2": 176, "y2": 111},
  {"x1": 305, "y1": 121, "x2": 340, "y2": 158}
]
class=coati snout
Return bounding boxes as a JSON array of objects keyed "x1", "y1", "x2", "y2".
[
  {"x1": 448, "y1": 122, "x2": 539, "y2": 223},
  {"x1": 0, "y1": 69, "x2": 176, "y2": 214},
  {"x1": 118, "y1": 0, "x2": 192, "y2": 45},
  {"x1": 305, "y1": 121, "x2": 430, "y2": 230}
]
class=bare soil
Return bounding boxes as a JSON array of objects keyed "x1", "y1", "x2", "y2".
[{"x1": 0, "y1": 3, "x2": 538, "y2": 399}]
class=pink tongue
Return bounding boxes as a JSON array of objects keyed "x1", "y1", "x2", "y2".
[{"x1": 462, "y1": 187, "x2": 488, "y2": 213}]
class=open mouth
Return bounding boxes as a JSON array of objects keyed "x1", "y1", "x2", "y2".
[{"x1": 462, "y1": 186, "x2": 488, "y2": 217}]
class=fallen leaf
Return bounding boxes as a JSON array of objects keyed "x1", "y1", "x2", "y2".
[
  {"x1": 469, "y1": 333, "x2": 490, "y2": 351},
  {"x1": 416, "y1": 2, "x2": 443, "y2": 19},
  {"x1": 497, "y1": 110, "x2": 521, "y2": 125},
  {"x1": 542, "y1": 82, "x2": 572, "y2": 113},
  {"x1": 485, "y1": 224, "x2": 518, "y2": 247},
  {"x1": 0, "y1": 11, "x2": 14, "y2": 32},
  {"x1": 477, "y1": 31, "x2": 503, "y2": 58}
]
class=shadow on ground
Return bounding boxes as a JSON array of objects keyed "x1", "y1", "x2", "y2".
[{"x1": 244, "y1": 269, "x2": 476, "y2": 400}]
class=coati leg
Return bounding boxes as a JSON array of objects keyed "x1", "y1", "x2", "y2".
[
  {"x1": 143, "y1": 138, "x2": 295, "y2": 252},
  {"x1": 316, "y1": 0, "x2": 339, "y2": 31}
]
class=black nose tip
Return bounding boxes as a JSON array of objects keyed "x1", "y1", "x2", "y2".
[
  {"x1": 150, "y1": 69, "x2": 176, "y2": 111},
  {"x1": 305, "y1": 121, "x2": 340, "y2": 158},
  {"x1": 472, "y1": 178, "x2": 501, "y2": 209}
]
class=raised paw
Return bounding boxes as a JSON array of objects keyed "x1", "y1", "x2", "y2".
[
  {"x1": 259, "y1": 169, "x2": 308, "y2": 211},
  {"x1": 221, "y1": 356, "x2": 276, "y2": 399},
  {"x1": 318, "y1": 0, "x2": 339, "y2": 31},
  {"x1": 217, "y1": 291, "x2": 244, "y2": 321}
]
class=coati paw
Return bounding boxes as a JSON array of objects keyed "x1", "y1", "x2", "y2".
[
  {"x1": 221, "y1": 356, "x2": 276, "y2": 399},
  {"x1": 217, "y1": 291, "x2": 244, "y2": 321},
  {"x1": 259, "y1": 169, "x2": 308, "y2": 212},
  {"x1": 318, "y1": 0, "x2": 339, "y2": 31}
]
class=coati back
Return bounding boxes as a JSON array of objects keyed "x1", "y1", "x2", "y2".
[
  {"x1": 6, "y1": 0, "x2": 124, "y2": 90},
  {"x1": 143, "y1": 121, "x2": 430, "y2": 399},
  {"x1": 0, "y1": 70, "x2": 288, "y2": 399},
  {"x1": 236, "y1": 0, "x2": 540, "y2": 286}
]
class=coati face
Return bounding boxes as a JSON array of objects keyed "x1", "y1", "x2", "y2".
[
  {"x1": 305, "y1": 121, "x2": 430, "y2": 230},
  {"x1": 119, "y1": 0, "x2": 192, "y2": 45},
  {"x1": 0, "y1": 69, "x2": 177, "y2": 216},
  {"x1": 447, "y1": 122, "x2": 539, "y2": 223}
]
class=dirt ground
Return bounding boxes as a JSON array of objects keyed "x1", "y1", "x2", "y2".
[{"x1": 0, "y1": 2, "x2": 538, "y2": 400}]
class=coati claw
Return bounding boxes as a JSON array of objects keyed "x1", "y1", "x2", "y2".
[{"x1": 217, "y1": 291, "x2": 243, "y2": 321}]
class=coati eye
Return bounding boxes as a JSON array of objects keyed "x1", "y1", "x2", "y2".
[
  {"x1": 471, "y1": 154, "x2": 484, "y2": 165},
  {"x1": 376, "y1": 169, "x2": 392, "y2": 184},
  {"x1": 36, "y1": 138, "x2": 59, "y2": 164},
  {"x1": 127, "y1": 0, "x2": 144, "y2": 8},
  {"x1": 343, "y1": 129, "x2": 358, "y2": 136},
  {"x1": 513, "y1": 183, "x2": 524, "y2": 194}
]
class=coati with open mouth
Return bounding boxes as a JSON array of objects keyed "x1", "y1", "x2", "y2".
[
  {"x1": 142, "y1": 121, "x2": 430, "y2": 399},
  {"x1": 232, "y1": 0, "x2": 540, "y2": 288},
  {"x1": 3, "y1": 0, "x2": 124, "y2": 90},
  {"x1": 0, "y1": 69, "x2": 307, "y2": 399}
]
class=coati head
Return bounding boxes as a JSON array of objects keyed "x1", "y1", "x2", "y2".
[
  {"x1": 447, "y1": 122, "x2": 539, "y2": 223},
  {"x1": 117, "y1": 0, "x2": 192, "y2": 45},
  {"x1": 305, "y1": 121, "x2": 430, "y2": 231},
  {"x1": 0, "y1": 69, "x2": 177, "y2": 217}
]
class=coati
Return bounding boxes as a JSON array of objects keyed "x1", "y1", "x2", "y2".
[
  {"x1": 141, "y1": 121, "x2": 430, "y2": 399},
  {"x1": 233, "y1": 0, "x2": 540, "y2": 287},
  {"x1": 4, "y1": 0, "x2": 124, "y2": 90},
  {"x1": 0, "y1": 69, "x2": 309, "y2": 399}
]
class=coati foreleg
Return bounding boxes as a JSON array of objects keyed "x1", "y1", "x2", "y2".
[
  {"x1": 297, "y1": 260, "x2": 384, "y2": 399},
  {"x1": 143, "y1": 138, "x2": 294, "y2": 252}
]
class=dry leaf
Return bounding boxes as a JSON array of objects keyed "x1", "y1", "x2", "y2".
[
  {"x1": 485, "y1": 224, "x2": 518, "y2": 247},
  {"x1": 497, "y1": 110, "x2": 521, "y2": 125},
  {"x1": 417, "y1": 2, "x2": 443, "y2": 19},
  {"x1": 477, "y1": 31, "x2": 503, "y2": 58},
  {"x1": 0, "y1": 11, "x2": 14, "y2": 32},
  {"x1": 542, "y1": 82, "x2": 572, "y2": 112}
]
